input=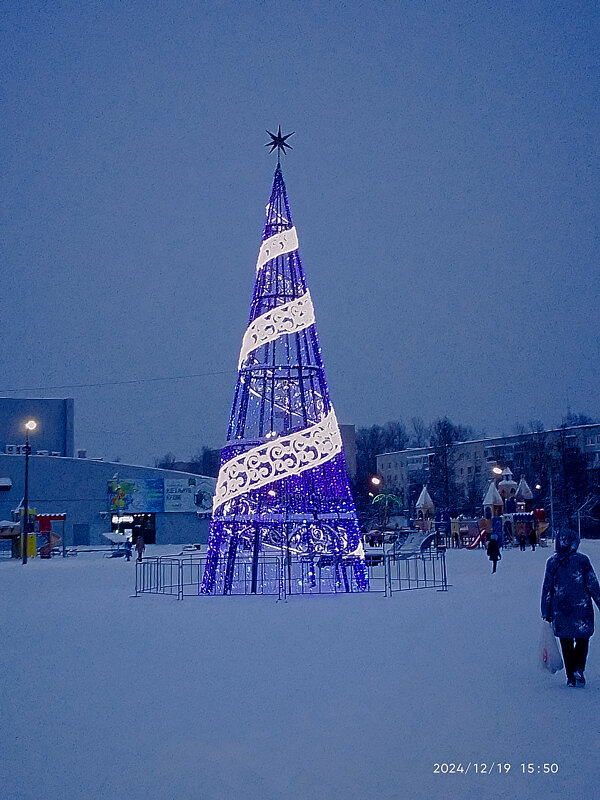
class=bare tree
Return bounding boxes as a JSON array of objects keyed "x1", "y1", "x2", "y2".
[
  {"x1": 410, "y1": 417, "x2": 430, "y2": 447},
  {"x1": 561, "y1": 411, "x2": 596, "y2": 427},
  {"x1": 553, "y1": 425, "x2": 590, "y2": 528},
  {"x1": 154, "y1": 452, "x2": 176, "y2": 470},
  {"x1": 189, "y1": 446, "x2": 216, "y2": 475},
  {"x1": 529, "y1": 419, "x2": 545, "y2": 433},
  {"x1": 428, "y1": 417, "x2": 467, "y2": 511},
  {"x1": 382, "y1": 420, "x2": 409, "y2": 453}
]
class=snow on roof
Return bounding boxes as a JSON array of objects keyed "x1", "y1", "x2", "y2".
[
  {"x1": 376, "y1": 422, "x2": 600, "y2": 457},
  {"x1": 483, "y1": 481, "x2": 503, "y2": 506},
  {"x1": 498, "y1": 466, "x2": 517, "y2": 489},
  {"x1": 516, "y1": 477, "x2": 533, "y2": 500},
  {"x1": 415, "y1": 485, "x2": 434, "y2": 510}
]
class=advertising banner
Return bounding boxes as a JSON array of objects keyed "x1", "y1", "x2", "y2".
[
  {"x1": 164, "y1": 477, "x2": 214, "y2": 512},
  {"x1": 164, "y1": 478, "x2": 196, "y2": 512},
  {"x1": 108, "y1": 476, "x2": 215, "y2": 514},
  {"x1": 108, "y1": 479, "x2": 164, "y2": 513}
]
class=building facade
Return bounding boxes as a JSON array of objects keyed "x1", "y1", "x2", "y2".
[
  {"x1": 0, "y1": 397, "x2": 74, "y2": 457},
  {"x1": 0, "y1": 453, "x2": 215, "y2": 547},
  {"x1": 376, "y1": 423, "x2": 600, "y2": 512}
]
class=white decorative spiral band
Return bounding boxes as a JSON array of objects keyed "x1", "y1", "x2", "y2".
[
  {"x1": 256, "y1": 227, "x2": 298, "y2": 272},
  {"x1": 213, "y1": 408, "x2": 342, "y2": 511},
  {"x1": 238, "y1": 291, "x2": 315, "y2": 368}
]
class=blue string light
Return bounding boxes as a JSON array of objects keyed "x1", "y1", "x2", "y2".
[{"x1": 201, "y1": 164, "x2": 368, "y2": 594}]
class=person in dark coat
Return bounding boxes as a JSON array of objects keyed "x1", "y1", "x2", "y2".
[
  {"x1": 541, "y1": 528, "x2": 600, "y2": 687},
  {"x1": 518, "y1": 533, "x2": 527, "y2": 551},
  {"x1": 487, "y1": 533, "x2": 501, "y2": 574},
  {"x1": 135, "y1": 535, "x2": 145, "y2": 562},
  {"x1": 528, "y1": 529, "x2": 537, "y2": 551}
]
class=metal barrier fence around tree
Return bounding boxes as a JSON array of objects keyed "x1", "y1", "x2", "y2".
[{"x1": 135, "y1": 548, "x2": 448, "y2": 600}]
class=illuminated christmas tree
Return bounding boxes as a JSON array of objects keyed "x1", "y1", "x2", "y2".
[{"x1": 201, "y1": 130, "x2": 367, "y2": 595}]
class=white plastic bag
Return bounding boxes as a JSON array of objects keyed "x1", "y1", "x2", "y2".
[{"x1": 540, "y1": 620, "x2": 563, "y2": 673}]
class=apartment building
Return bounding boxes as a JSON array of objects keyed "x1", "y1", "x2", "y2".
[{"x1": 376, "y1": 423, "x2": 600, "y2": 509}]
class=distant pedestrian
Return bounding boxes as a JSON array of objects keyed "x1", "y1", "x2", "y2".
[
  {"x1": 528, "y1": 529, "x2": 537, "y2": 551},
  {"x1": 519, "y1": 534, "x2": 527, "y2": 551},
  {"x1": 124, "y1": 540, "x2": 132, "y2": 562},
  {"x1": 135, "y1": 535, "x2": 145, "y2": 562},
  {"x1": 541, "y1": 528, "x2": 600, "y2": 688},
  {"x1": 487, "y1": 533, "x2": 501, "y2": 574}
]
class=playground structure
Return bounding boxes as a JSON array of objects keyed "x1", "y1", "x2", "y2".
[
  {"x1": 101, "y1": 531, "x2": 134, "y2": 558},
  {"x1": 36, "y1": 513, "x2": 66, "y2": 558},
  {"x1": 0, "y1": 519, "x2": 20, "y2": 558},
  {"x1": 422, "y1": 469, "x2": 549, "y2": 549},
  {"x1": 365, "y1": 469, "x2": 550, "y2": 554},
  {"x1": 0, "y1": 513, "x2": 67, "y2": 559}
]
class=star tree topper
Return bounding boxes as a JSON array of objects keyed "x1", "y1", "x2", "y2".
[{"x1": 265, "y1": 126, "x2": 295, "y2": 161}]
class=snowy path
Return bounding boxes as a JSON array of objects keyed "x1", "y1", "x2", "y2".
[{"x1": 2, "y1": 543, "x2": 600, "y2": 800}]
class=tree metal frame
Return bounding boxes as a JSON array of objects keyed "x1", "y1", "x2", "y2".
[{"x1": 201, "y1": 165, "x2": 368, "y2": 595}]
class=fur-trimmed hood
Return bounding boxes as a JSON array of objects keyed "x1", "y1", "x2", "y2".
[{"x1": 555, "y1": 528, "x2": 580, "y2": 555}]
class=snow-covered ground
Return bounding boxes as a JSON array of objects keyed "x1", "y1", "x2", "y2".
[{"x1": 2, "y1": 542, "x2": 600, "y2": 800}]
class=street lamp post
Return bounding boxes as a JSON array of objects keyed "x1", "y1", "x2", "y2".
[
  {"x1": 534, "y1": 480, "x2": 554, "y2": 541},
  {"x1": 22, "y1": 420, "x2": 37, "y2": 565}
]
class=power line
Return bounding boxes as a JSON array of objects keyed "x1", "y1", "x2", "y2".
[{"x1": 0, "y1": 369, "x2": 234, "y2": 393}]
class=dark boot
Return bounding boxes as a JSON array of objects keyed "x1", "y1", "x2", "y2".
[
  {"x1": 573, "y1": 669, "x2": 585, "y2": 687},
  {"x1": 573, "y1": 639, "x2": 589, "y2": 686},
  {"x1": 560, "y1": 638, "x2": 577, "y2": 686}
]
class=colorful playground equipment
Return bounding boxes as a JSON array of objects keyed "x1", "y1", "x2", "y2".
[
  {"x1": 411, "y1": 470, "x2": 549, "y2": 550},
  {"x1": 0, "y1": 513, "x2": 67, "y2": 558},
  {"x1": 36, "y1": 513, "x2": 66, "y2": 558},
  {"x1": 363, "y1": 469, "x2": 549, "y2": 559},
  {"x1": 415, "y1": 485, "x2": 435, "y2": 531},
  {"x1": 465, "y1": 527, "x2": 486, "y2": 549},
  {"x1": 0, "y1": 519, "x2": 21, "y2": 558},
  {"x1": 461, "y1": 470, "x2": 548, "y2": 548}
]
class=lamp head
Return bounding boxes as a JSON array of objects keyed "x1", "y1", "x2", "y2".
[{"x1": 25, "y1": 420, "x2": 37, "y2": 432}]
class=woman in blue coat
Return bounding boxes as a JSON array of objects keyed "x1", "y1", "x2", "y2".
[{"x1": 541, "y1": 528, "x2": 600, "y2": 687}]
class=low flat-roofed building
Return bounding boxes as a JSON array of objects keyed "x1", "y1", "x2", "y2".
[{"x1": 0, "y1": 453, "x2": 215, "y2": 547}]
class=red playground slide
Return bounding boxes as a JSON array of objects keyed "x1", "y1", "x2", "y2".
[
  {"x1": 39, "y1": 532, "x2": 61, "y2": 558},
  {"x1": 466, "y1": 532, "x2": 485, "y2": 549}
]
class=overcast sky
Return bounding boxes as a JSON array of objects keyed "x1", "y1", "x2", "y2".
[{"x1": 1, "y1": 1, "x2": 598, "y2": 465}]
